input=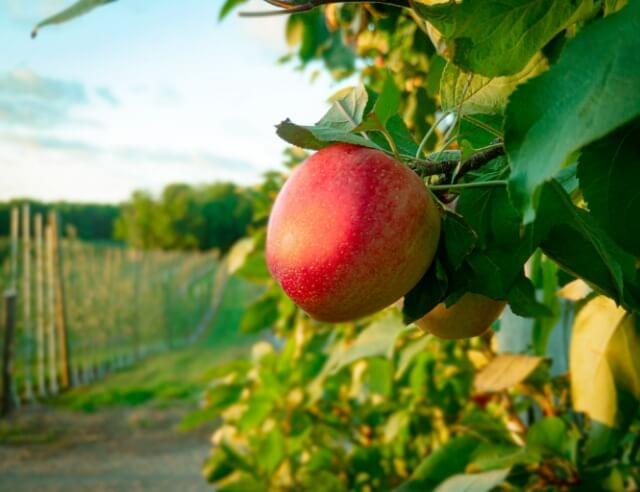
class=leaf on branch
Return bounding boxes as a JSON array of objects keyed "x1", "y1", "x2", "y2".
[
  {"x1": 506, "y1": 1, "x2": 640, "y2": 221},
  {"x1": 32, "y1": 0, "x2": 117, "y2": 38},
  {"x1": 533, "y1": 181, "x2": 640, "y2": 311},
  {"x1": 440, "y1": 54, "x2": 548, "y2": 115},
  {"x1": 403, "y1": 254, "x2": 448, "y2": 324},
  {"x1": 578, "y1": 120, "x2": 640, "y2": 257},
  {"x1": 276, "y1": 85, "x2": 385, "y2": 151},
  {"x1": 325, "y1": 312, "x2": 410, "y2": 374},
  {"x1": 411, "y1": 0, "x2": 587, "y2": 77},
  {"x1": 442, "y1": 211, "x2": 477, "y2": 270},
  {"x1": 507, "y1": 274, "x2": 552, "y2": 318},
  {"x1": 394, "y1": 435, "x2": 482, "y2": 492},
  {"x1": 570, "y1": 296, "x2": 640, "y2": 429},
  {"x1": 474, "y1": 354, "x2": 544, "y2": 393},
  {"x1": 433, "y1": 468, "x2": 511, "y2": 492}
]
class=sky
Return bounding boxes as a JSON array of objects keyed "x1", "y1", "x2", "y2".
[{"x1": 0, "y1": 0, "x2": 344, "y2": 203}]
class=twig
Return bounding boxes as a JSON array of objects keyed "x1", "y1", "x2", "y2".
[
  {"x1": 407, "y1": 144, "x2": 504, "y2": 179},
  {"x1": 240, "y1": 0, "x2": 410, "y2": 16}
]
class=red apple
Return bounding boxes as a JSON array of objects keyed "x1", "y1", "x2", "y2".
[{"x1": 266, "y1": 143, "x2": 441, "y2": 322}]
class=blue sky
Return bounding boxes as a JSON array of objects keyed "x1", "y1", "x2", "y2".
[{"x1": 0, "y1": 0, "x2": 344, "y2": 202}]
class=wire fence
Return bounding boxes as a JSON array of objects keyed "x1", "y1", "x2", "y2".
[{"x1": 0, "y1": 204, "x2": 219, "y2": 415}]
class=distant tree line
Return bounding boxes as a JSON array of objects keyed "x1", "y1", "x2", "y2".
[
  {"x1": 0, "y1": 201, "x2": 120, "y2": 241},
  {"x1": 115, "y1": 182, "x2": 253, "y2": 253},
  {"x1": 0, "y1": 182, "x2": 254, "y2": 254}
]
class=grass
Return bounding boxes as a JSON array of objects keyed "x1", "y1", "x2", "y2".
[{"x1": 52, "y1": 274, "x2": 262, "y2": 413}]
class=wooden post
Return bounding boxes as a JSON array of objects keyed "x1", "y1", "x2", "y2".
[
  {"x1": 64, "y1": 226, "x2": 80, "y2": 387},
  {"x1": 49, "y1": 212, "x2": 71, "y2": 389},
  {"x1": 8, "y1": 207, "x2": 19, "y2": 408},
  {"x1": 10, "y1": 207, "x2": 18, "y2": 291},
  {"x1": 34, "y1": 214, "x2": 46, "y2": 397},
  {"x1": 1, "y1": 292, "x2": 17, "y2": 417},
  {"x1": 45, "y1": 224, "x2": 58, "y2": 395},
  {"x1": 22, "y1": 204, "x2": 34, "y2": 402}
]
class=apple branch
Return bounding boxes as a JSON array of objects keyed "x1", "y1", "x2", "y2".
[
  {"x1": 239, "y1": 0, "x2": 410, "y2": 16},
  {"x1": 407, "y1": 144, "x2": 505, "y2": 180}
]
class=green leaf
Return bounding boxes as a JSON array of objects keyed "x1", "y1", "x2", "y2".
[
  {"x1": 365, "y1": 358, "x2": 393, "y2": 398},
  {"x1": 442, "y1": 211, "x2": 477, "y2": 270},
  {"x1": 257, "y1": 427, "x2": 285, "y2": 475},
  {"x1": 327, "y1": 312, "x2": 410, "y2": 373},
  {"x1": 204, "y1": 448, "x2": 235, "y2": 483},
  {"x1": 237, "y1": 394, "x2": 274, "y2": 432},
  {"x1": 240, "y1": 292, "x2": 279, "y2": 333},
  {"x1": 470, "y1": 444, "x2": 539, "y2": 472},
  {"x1": 506, "y1": 1, "x2": 640, "y2": 221},
  {"x1": 433, "y1": 468, "x2": 510, "y2": 492},
  {"x1": 32, "y1": 0, "x2": 116, "y2": 37},
  {"x1": 578, "y1": 120, "x2": 640, "y2": 257},
  {"x1": 374, "y1": 73, "x2": 402, "y2": 126},
  {"x1": 474, "y1": 354, "x2": 544, "y2": 393},
  {"x1": 206, "y1": 383, "x2": 244, "y2": 412},
  {"x1": 403, "y1": 255, "x2": 448, "y2": 324},
  {"x1": 217, "y1": 473, "x2": 267, "y2": 492},
  {"x1": 219, "y1": 0, "x2": 249, "y2": 20},
  {"x1": 506, "y1": 274, "x2": 552, "y2": 318},
  {"x1": 395, "y1": 436, "x2": 482, "y2": 492},
  {"x1": 526, "y1": 417, "x2": 577, "y2": 462},
  {"x1": 457, "y1": 158, "x2": 518, "y2": 249},
  {"x1": 317, "y1": 85, "x2": 370, "y2": 132},
  {"x1": 276, "y1": 119, "x2": 378, "y2": 150},
  {"x1": 570, "y1": 296, "x2": 640, "y2": 428},
  {"x1": 440, "y1": 54, "x2": 547, "y2": 115},
  {"x1": 276, "y1": 85, "x2": 383, "y2": 150},
  {"x1": 395, "y1": 334, "x2": 430, "y2": 379},
  {"x1": 411, "y1": 0, "x2": 587, "y2": 77},
  {"x1": 534, "y1": 181, "x2": 640, "y2": 310}
]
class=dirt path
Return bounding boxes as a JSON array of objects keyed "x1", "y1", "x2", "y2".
[{"x1": 0, "y1": 405, "x2": 212, "y2": 492}]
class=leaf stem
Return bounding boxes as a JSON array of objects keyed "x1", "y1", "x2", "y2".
[
  {"x1": 462, "y1": 114, "x2": 504, "y2": 138},
  {"x1": 428, "y1": 180, "x2": 507, "y2": 191},
  {"x1": 415, "y1": 112, "x2": 449, "y2": 159}
]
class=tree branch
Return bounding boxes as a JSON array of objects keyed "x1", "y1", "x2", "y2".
[
  {"x1": 407, "y1": 144, "x2": 505, "y2": 180},
  {"x1": 239, "y1": 0, "x2": 410, "y2": 16}
]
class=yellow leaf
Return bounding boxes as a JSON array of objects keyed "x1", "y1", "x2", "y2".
[
  {"x1": 570, "y1": 296, "x2": 634, "y2": 427},
  {"x1": 474, "y1": 353, "x2": 544, "y2": 392}
]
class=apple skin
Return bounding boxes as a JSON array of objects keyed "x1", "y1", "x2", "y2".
[
  {"x1": 266, "y1": 143, "x2": 441, "y2": 322},
  {"x1": 415, "y1": 293, "x2": 506, "y2": 339}
]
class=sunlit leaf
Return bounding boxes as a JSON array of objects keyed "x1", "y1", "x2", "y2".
[
  {"x1": 474, "y1": 354, "x2": 544, "y2": 393},
  {"x1": 507, "y1": 1, "x2": 640, "y2": 220},
  {"x1": 434, "y1": 468, "x2": 510, "y2": 492},
  {"x1": 411, "y1": 0, "x2": 587, "y2": 76},
  {"x1": 440, "y1": 54, "x2": 547, "y2": 115}
]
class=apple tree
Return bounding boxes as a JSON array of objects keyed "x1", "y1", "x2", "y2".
[{"x1": 35, "y1": 0, "x2": 640, "y2": 490}]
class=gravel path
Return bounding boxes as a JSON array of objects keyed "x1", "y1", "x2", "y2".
[{"x1": 0, "y1": 405, "x2": 212, "y2": 492}]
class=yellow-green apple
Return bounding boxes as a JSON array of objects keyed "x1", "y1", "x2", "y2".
[
  {"x1": 416, "y1": 293, "x2": 506, "y2": 339},
  {"x1": 266, "y1": 143, "x2": 440, "y2": 322}
]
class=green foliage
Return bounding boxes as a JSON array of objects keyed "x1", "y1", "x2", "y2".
[
  {"x1": 115, "y1": 182, "x2": 253, "y2": 253},
  {"x1": 507, "y1": 1, "x2": 640, "y2": 221},
  {"x1": 411, "y1": 0, "x2": 590, "y2": 77}
]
